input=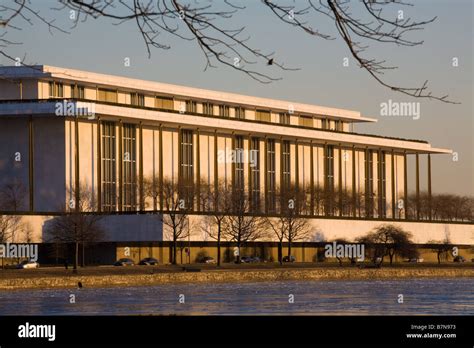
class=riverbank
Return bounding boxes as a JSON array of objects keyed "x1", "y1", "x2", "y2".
[{"x1": 1, "y1": 264, "x2": 473, "y2": 290}]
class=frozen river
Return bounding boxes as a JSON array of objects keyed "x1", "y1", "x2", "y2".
[{"x1": 0, "y1": 278, "x2": 472, "y2": 315}]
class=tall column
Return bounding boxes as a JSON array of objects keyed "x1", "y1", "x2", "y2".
[
  {"x1": 248, "y1": 134, "x2": 252, "y2": 205},
  {"x1": 364, "y1": 148, "x2": 370, "y2": 218},
  {"x1": 428, "y1": 154, "x2": 432, "y2": 221},
  {"x1": 159, "y1": 124, "x2": 163, "y2": 211},
  {"x1": 404, "y1": 151, "x2": 408, "y2": 219},
  {"x1": 196, "y1": 128, "x2": 201, "y2": 211},
  {"x1": 118, "y1": 120, "x2": 123, "y2": 212},
  {"x1": 352, "y1": 146, "x2": 356, "y2": 218},
  {"x1": 279, "y1": 137, "x2": 284, "y2": 210},
  {"x1": 28, "y1": 116, "x2": 34, "y2": 212},
  {"x1": 214, "y1": 130, "x2": 218, "y2": 200},
  {"x1": 338, "y1": 144, "x2": 343, "y2": 217},
  {"x1": 74, "y1": 116, "x2": 80, "y2": 213},
  {"x1": 139, "y1": 122, "x2": 144, "y2": 211},
  {"x1": 416, "y1": 153, "x2": 420, "y2": 220},
  {"x1": 323, "y1": 143, "x2": 328, "y2": 216},
  {"x1": 264, "y1": 136, "x2": 268, "y2": 213},
  {"x1": 391, "y1": 150, "x2": 395, "y2": 219},
  {"x1": 310, "y1": 141, "x2": 314, "y2": 216},
  {"x1": 376, "y1": 149, "x2": 381, "y2": 218},
  {"x1": 97, "y1": 117, "x2": 101, "y2": 212},
  {"x1": 295, "y1": 139, "x2": 299, "y2": 193}
]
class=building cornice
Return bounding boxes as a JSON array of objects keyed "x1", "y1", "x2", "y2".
[
  {"x1": 0, "y1": 65, "x2": 377, "y2": 123},
  {"x1": 0, "y1": 99, "x2": 451, "y2": 154}
]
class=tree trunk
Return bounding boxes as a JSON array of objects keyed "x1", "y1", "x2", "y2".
[
  {"x1": 236, "y1": 240, "x2": 241, "y2": 264},
  {"x1": 389, "y1": 252, "x2": 394, "y2": 265},
  {"x1": 74, "y1": 241, "x2": 79, "y2": 271},
  {"x1": 81, "y1": 242, "x2": 85, "y2": 267},
  {"x1": 278, "y1": 241, "x2": 282, "y2": 265},
  {"x1": 173, "y1": 234, "x2": 177, "y2": 265},
  {"x1": 437, "y1": 251, "x2": 441, "y2": 264},
  {"x1": 217, "y1": 221, "x2": 221, "y2": 267},
  {"x1": 287, "y1": 238, "x2": 292, "y2": 259}
]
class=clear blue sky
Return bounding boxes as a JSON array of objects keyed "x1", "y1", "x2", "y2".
[{"x1": 2, "y1": 0, "x2": 472, "y2": 195}]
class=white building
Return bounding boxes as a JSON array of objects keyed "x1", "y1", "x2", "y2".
[{"x1": 0, "y1": 65, "x2": 472, "y2": 245}]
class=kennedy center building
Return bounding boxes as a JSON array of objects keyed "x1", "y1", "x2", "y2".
[{"x1": 0, "y1": 65, "x2": 472, "y2": 246}]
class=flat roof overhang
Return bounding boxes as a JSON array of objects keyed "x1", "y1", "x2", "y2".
[
  {"x1": 0, "y1": 100, "x2": 451, "y2": 155},
  {"x1": 0, "y1": 65, "x2": 376, "y2": 123}
]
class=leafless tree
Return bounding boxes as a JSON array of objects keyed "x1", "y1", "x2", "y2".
[
  {"x1": 45, "y1": 183, "x2": 105, "y2": 270},
  {"x1": 22, "y1": 221, "x2": 33, "y2": 243},
  {"x1": 267, "y1": 185, "x2": 311, "y2": 263},
  {"x1": 332, "y1": 238, "x2": 350, "y2": 266},
  {"x1": 143, "y1": 175, "x2": 159, "y2": 210},
  {"x1": 200, "y1": 180, "x2": 232, "y2": 266},
  {"x1": 357, "y1": 224, "x2": 416, "y2": 265},
  {"x1": 428, "y1": 237, "x2": 454, "y2": 264},
  {"x1": 161, "y1": 178, "x2": 192, "y2": 265},
  {"x1": 223, "y1": 190, "x2": 267, "y2": 263},
  {"x1": 0, "y1": 0, "x2": 456, "y2": 102},
  {"x1": 407, "y1": 192, "x2": 473, "y2": 222},
  {"x1": 0, "y1": 180, "x2": 26, "y2": 243}
]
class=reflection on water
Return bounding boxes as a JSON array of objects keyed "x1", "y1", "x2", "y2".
[{"x1": 0, "y1": 278, "x2": 472, "y2": 315}]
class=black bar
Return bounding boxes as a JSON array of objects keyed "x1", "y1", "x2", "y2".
[{"x1": 0, "y1": 316, "x2": 471, "y2": 346}]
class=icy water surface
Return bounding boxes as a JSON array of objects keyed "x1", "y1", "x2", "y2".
[{"x1": 0, "y1": 278, "x2": 472, "y2": 315}]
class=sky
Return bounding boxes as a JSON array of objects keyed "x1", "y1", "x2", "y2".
[{"x1": 1, "y1": 0, "x2": 472, "y2": 195}]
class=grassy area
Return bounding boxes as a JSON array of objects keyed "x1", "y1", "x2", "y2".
[{"x1": 0, "y1": 261, "x2": 472, "y2": 280}]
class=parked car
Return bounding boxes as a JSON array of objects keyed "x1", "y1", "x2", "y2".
[
  {"x1": 406, "y1": 258, "x2": 424, "y2": 263},
  {"x1": 114, "y1": 258, "x2": 135, "y2": 266},
  {"x1": 200, "y1": 256, "x2": 215, "y2": 264},
  {"x1": 282, "y1": 255, "x2": 296, "y2": 263},
  {"x1": 240, "y1": 256, "x2": 261, "y2": 263},
  {"x1": 139, "y1": 257, "x2": 159, "y2": 266},
  {"x1": 453, "y1": 256, "x2": 466, "y2": 263},
  {"x1": 17, "y1": 260, "x2": 39, "y2": 269}
]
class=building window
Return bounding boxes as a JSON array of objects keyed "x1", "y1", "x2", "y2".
[
  {"x1": 203, "y1": 102, "x2": 214, "y2": 115},
  {"x1": 180, "y1": 130, "x2": 194, "y2": 208},
  {"x1": 98, "y1": 88, "x2": 117, "y2": 103},
  {"x1": 335, "y1": 120, "x2": 344, "y2": 131},
  {"x1": 186, "y1": 100, "x2": 197, "y2": 113},
  {"x1": 102, "y1": 121, "x2": 117, "y2": 212},
  {"x1": 156, "y1": 96, "x2": 174, "y2": 110},
  {"x1": 131, "y1": 93, "x2": 145, "y2": 107},
  {"x1": 255, "y1": 110, "x2": 271, "y2": 122},
  {"x1": 299, "y1": 115, "x2": 313, "y2": 128},
  {"x1": 49, "y1": 81, "x2": 63, "y2": 98},
  {"x1": 379, "y1": 151, "x2": 387, "y2": 218},
  {"x1": 234, "y1": 136, "x2": 244, "y2": 193},
  {"x1": 280, "y1": 113, "x2": 290, "y2": 125},
  {"x1": 250, "y1": 138, "x2": 260, "y2": 211},
  {"x1": 321, "y1": 118, "x2": 329, "y2": 130},
  {"x1": 71, "y1": 84, "x2": 84, "y2": 99},
  {"x1": 266, "y1": 139, "x2": 276, "y2": 212},
  {"x1": 235, "y1": 107, "x2": 245, "y2": 119},
  {"x1": 325, "y1": 145, "x2": 334, "y2": 216},
  {"x1": 219, "y1": 105, "x2": 230, "y2": 117},
  {"x1": 282, "y1": 140, "x2": 291, "y2": 192},
  {"x1": 122, "y1": 124, "x2": 137, "y2": 211},
  {"x1": 365, "y1": 149, "x2": 374, "y2": 218}
]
